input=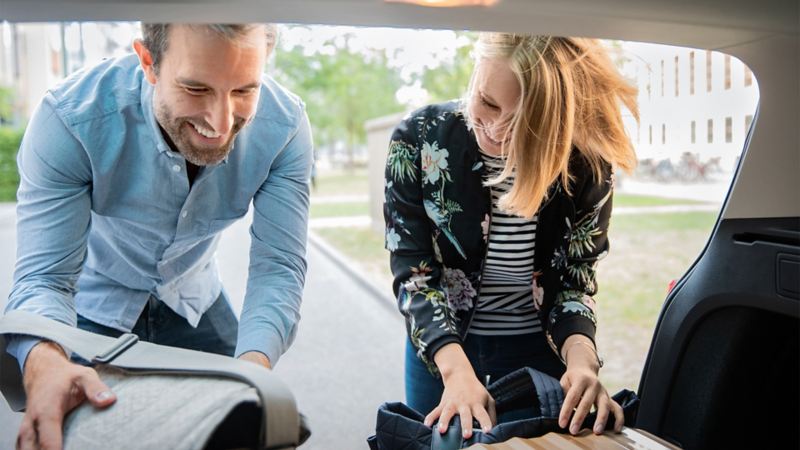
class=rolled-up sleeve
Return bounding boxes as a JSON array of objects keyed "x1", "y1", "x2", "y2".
[
  {"x1": 234, "y1": 109, "x2": 313, "y2": 366},
  {"x1": 5, "y1": 94, "x2": 93, "y2": 369}
]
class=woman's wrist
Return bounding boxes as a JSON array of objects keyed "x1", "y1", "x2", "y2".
[
  {"x1": 561, "y1": 335, "x2": 603, "y2": 372},
  {"x1": 434, "y1": 342, "x2": 474, "y2": 382}
]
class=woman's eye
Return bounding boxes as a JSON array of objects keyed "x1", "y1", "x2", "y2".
[{"x1": 481, "y1": 96, "x2": 499, "y2": 110}]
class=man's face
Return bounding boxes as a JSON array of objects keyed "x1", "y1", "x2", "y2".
[{"x1": 140, "y1": 25, "x2": 267, "y2": 166}]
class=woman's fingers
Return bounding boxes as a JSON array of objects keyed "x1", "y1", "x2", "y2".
[
  {"x1": 437, "y1": 404, "x2": 458, "y2": 434},
  {"x1": 458, "y1": 406, "x2": 474, "y2": 438},
  {"x1": 570, "y1": 384, "x2": 599, "y2": 434},
  {"x1": 424, "y1": 404, "x2": 443, "y2": 427},
  {"x1": 612, "y1": 399, "x2": 625, "y2": 432},
  {"x1": 592, "y1": 393, "x2": 610, "y2": 434},
  {"x1": 473, "y1": 404, "x2": 494, "y2": 434},
  {"x1": 487, "y1": 397, "x2": 497, "y2": 428},
  {"x1": 558, "y1": 376, "x2": 584, "y2": 428}
]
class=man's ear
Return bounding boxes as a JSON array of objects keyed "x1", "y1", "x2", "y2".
[{"x1": 133, "y1": 39, "x2": 157, "y2": 85}]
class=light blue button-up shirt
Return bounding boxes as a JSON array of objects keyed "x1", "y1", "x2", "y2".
[{"x1": 5, "y1": 54, "x2": 312, "y2": 368}]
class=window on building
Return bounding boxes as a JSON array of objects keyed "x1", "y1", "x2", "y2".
[
  {"x1": 660, "y1": 59, "x2": 665, "y2": 97},
  {"x1": 708, "y1": 119, "x2": 714, "y2": 143},
  {"x1": 662, "y1": 123, "x2": 666, "y2": 144},
  {"x1": 724, "y1": 54, "x2": 731, "y2": 89},
  {"x1": 725, "y1": 116, "x2": 733, "y2": 142},
  {"x1": 649, "y1": 125, "x2": 653, "y2": 145},
  {"x1": 744, "y1": 66, "x2": 753, "y2": 86},
  {"x1": 706, "y1": 50, "x2": 713, "y2": 92},
  {"x1": 691, "y1": 120, "x2": 696, "y2": 143},
  {"x1": 674, "y1": 55, "x2": 679, "y2": 96},
  {"x1": 745, "y1": 114, "x2": 754, "y2": 134},
  {"x1": 637, "y1": 122, "x2": 641, "y2": 144},
  {"x1": 689, "y1": 51, "x2": 695, "y2": 95}
]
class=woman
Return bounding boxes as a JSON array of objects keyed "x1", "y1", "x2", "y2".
[{"x1": 383, "y1": 33, "x2": 638, "y2": 439}]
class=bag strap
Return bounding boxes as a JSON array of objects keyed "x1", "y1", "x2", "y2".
[
  {"x1": 0, "y1": 310, "x2": 300, "y2": 450},
  {"x1": 488, "y1": 367, "x2": 565, "y2": 418}
]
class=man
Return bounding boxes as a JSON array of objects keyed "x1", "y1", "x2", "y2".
[{"x1": 5, "y1": 23, "x2": 313, "y2": 449}]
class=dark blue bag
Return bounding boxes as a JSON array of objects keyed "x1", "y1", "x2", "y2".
[{"x1": 367, "y1": 367, "x2": 639, "y2": 450}]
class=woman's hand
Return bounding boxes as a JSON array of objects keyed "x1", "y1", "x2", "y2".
[
  {"x1": 558, "y1": 335, "x2": 624, "y2": 435},
  {"x1": 425, "y1": 343, "x2": 497, "y2": 439}
]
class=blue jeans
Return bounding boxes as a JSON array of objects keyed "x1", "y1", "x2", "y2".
[
  {"x1": 77, "y1": 292, "x2": 238, "y2": 357},
  {"x1": 405, "y1": 333, "x2": 565, "y2": 418}
]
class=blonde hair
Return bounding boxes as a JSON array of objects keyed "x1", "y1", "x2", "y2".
[{"x1": 467, "y1": 34, "x2": 638, "y2": 218}]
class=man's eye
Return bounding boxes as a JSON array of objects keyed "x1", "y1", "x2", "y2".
[
  {"x1": 184, "y1": 87, "x2": 208, "y2": 95},
  {"x1": 234, "y1": 89, "x2": 256, "y2": 96}
]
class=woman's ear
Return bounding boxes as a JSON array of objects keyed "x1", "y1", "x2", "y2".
[{"x1": 133, "y1": 39, "x2": 157, "y2": 85}]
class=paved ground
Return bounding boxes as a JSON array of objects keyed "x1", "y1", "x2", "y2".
[{"x1": 0, "y1": 208, "x2": 405, "y2": 450}]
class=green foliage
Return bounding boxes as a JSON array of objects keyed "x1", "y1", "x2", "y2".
[
  {"x1": 0, "y1": 127, "x2": 23, "y2": 202},
  {"x1": 0, "y1": 86, "x2": 14, "y2": 125},
  {"x1": 417, "y1": 33, "x2": 476, "y2": 103},
  {"x1": 273, "y1": 30, "x2": 405, "y2": 165}
]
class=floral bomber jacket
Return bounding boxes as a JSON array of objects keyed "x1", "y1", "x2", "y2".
[{"x1": 383, "y1": 102, "x2": 615, "y2": 375}]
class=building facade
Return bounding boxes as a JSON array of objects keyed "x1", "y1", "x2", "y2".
[{"x1": 621, "y1": 41, "x2": 759, "y2": 173}]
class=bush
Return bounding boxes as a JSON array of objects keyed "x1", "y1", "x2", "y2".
[{"x1": 0, "y1": 127, "x2": 24, "y2": 202}]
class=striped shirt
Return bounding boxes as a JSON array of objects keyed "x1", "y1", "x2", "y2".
[{"x1": 468, "y1": 151, "x2": 542, "y2": 336}]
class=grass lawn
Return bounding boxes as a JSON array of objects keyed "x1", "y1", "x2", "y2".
[
  {"x1": 310, "y1": 202, "x2": 370, "y2": 218},
  {"x1": 312, "y1": 168, "x2": 369, "y2": 197},
  {"x1": 613, "y1": 193, "x2": 704, "y2": 207}
]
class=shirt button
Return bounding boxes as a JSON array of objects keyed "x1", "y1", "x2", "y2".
[
  {"x1": 172, "y1": 164, "x2": 181, "y2": 172},
  {"x1": 181, "y1": 211, "x2": 188, "y2": 218}
]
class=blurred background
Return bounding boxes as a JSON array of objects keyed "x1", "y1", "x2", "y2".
[{"x1": 0, "y1": 21, "x2": 758, "y2": 448}]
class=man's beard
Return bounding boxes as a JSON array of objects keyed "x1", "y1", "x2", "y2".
[{"x1": 155, "y1": 102, "x2": 248, "y2": 166}]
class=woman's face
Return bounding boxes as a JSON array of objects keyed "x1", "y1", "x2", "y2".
[{"x1": 468, "y1": 57, "x2": 521, "y2": 156}]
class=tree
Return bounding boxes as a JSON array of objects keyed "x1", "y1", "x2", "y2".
[
  {"x1": 417, "y1": 32, "x2": 476, "y2": 103},
  {"x1": 272, "y1": 32, "x2": 404, "y2": 167}
]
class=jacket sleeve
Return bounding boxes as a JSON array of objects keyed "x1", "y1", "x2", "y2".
[
  {"x1": 544, "y1": 162, "x2": 614, "y2": 356},
  {"x1": 383, "y1": 112, "x2": 460, "y2": 375}
]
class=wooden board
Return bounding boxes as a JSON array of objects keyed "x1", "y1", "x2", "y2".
[{"x1": 467, "y1": 428, "x2": 681, "y2": 449}]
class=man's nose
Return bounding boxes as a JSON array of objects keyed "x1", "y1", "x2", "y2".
[{"x1": 208, "y1": 96, "x2": 234, "y2": 135}]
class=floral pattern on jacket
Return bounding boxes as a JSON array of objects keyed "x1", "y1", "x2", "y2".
[{"x1": 384, "y1": 102, "x2": 614, "y2": 375}]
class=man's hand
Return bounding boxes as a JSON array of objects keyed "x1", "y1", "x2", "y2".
[
  {"x1": 238, "y1": 351, "x2": 272, "y2": 369},
  {"x1": 18, "y1": 341, "x2": 116, "y2": 450}
]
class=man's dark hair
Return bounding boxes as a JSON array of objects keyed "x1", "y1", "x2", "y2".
[{"x1": 140, "y1": 24, "x2": 277, "y2": 72}]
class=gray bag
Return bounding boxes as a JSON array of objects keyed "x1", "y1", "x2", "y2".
[{"x1": 0, "y1": 310, "x2": 310, "y2": 450}]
